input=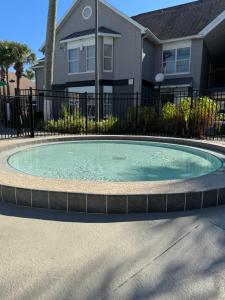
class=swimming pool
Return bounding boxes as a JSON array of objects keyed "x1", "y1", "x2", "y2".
[
  {"x1": 2, "y1": 136, "x2": 225, "y2": 214},
  {"x1": 8, "y1": 140, "x2": 222, "y2": 182}
]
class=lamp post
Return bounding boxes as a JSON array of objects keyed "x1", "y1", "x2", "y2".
[
  {"x1": 95, "y1": 0, "x2": 100, "y2": 123},
  {"x1": 155, "y1": 73, "x2": 165, "y2": 113}
]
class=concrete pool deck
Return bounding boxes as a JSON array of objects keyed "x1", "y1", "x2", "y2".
[
  {"x1": 0, "y1": 203, "x2": 225, "y2": 299},
  {"x1": 1, "y1": 135, "x2": 225, "y2": 213}
]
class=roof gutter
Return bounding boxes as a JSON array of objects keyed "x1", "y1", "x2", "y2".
[
  {"x1": 144, "y1": 28, "x2": 160, "y2": 45},
  {"x1": 160, "y1": 35, "x2": 202, "y2": 44},
  {"x1": 139, "y1": 32, "x2": 149, "y2": 94}
]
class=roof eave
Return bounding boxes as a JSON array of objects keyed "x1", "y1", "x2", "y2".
[
  {"x1": 60, "y1": 32, "x2": 122, "y2": 44},
  {"x1": 198, "y1": 9, "x2": 225, "y2": 36},
  {"x1": 144, "y1": 29, "x2": 160, "y2": 45},
  {"x1": 160, "y1": 34, "x2": 203, "y2": 44}
]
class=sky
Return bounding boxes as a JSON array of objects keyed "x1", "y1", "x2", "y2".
[{"x1": 0, "y1": 0, "x2": 196, "y2": 60}]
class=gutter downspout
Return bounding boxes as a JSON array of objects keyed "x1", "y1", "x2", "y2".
[{"x1": 139, "y1": 32, "x2": 148, "y2": 97}]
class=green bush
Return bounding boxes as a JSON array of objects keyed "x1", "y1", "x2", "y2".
[
  {"x1": 162, "y1": 102, "x2": 178, "y2": 121},
  {"x1": 127, "y1": 106, "x2": 157, "y2": 133},
  {"x1": 87, "y1": 115, "x2": 120, "y2": 134},
  {"x1": 180, "y1": 96, "x2": 218, "y2": 137},
  {"x1": 192, "y1": 97, "x2": 217, "y2": 127},
  {"x1": 161, "y1": 96, "x2": 218, "y2": 138},
  {"x1": 45, "y1": 116, "x2": 86, "y2": 134},
  {"x1": 44, "y1": 104, "x2": 120, "y2": 135},
  {"x1": 162, "y1": 102, "x2": 180, "y2": 135},
  {"x1": 43, "y1": 97, "x2": 218, "y2": 138}
]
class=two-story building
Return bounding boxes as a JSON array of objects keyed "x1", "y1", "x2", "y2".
[{"x1": 34, "y1": 0, "x2": 225, "y2": 100}]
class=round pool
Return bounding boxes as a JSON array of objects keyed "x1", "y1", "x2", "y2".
[{"x1": 7, "y1": 140, "x2": 222, "y2": 182}]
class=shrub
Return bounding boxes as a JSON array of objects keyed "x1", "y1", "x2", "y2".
[
  {"x1": 44, "y1": 109, "x2": 120, "y2": 135},
  {"x1": 162, "y1": 102, "x2": 179, "y2": 135},
  {"x1": 127, "y1": 106, "x2": 157, "y2": 134},
  {"x1": 161, "y1": 97, "x2": 218, "y2": 138},
  {"x1": 189, "y1": 96, "x2": 218, "y2": 137},
  {"x1": 45, "y1": 116, "x2": 86, "y2": 134},
  {"x1": 162, "y1": 102, "x2": 178, "y2": 121},
  {"x1": 87, "y1": 115, "x2": 120, "y2": 134}
]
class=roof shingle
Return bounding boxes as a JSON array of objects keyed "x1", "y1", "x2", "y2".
[{"x1": 132, "y1": 0, "x2": 225, "y2": 40}]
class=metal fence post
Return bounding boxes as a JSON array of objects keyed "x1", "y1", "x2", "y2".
[
  {"x1": 29, "y1": 88, "x2": 34, "y2": 138},
  {"x1": 136, "y1": 92, "x2": 139, "y2": 134},
  {"x1": 15, "y1": 88, "x2": 20, "y2": 137},
  {"x1": 85, "y1": 92, "x2": 88, "y2": 135}
]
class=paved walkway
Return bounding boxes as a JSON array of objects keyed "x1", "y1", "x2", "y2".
[{"x1": 0, "y1": 204, "x2": 225, "y2": 299}]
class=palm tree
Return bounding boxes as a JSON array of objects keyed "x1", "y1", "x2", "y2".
[
  {"x1": 25, "y1": 68, "x2": 35, "y2": 80},
  {"x1": 13, "y1": 43, "x2": 36, "y2": 90},
  {"x1": 44, "y1": 0, "x2": 57, "y2": 90},
  {"x1": 0, "y1": 41, "x2": 16, "y2": 95}
]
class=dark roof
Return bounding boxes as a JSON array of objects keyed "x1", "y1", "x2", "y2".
[
  {"x1": 61, "y1": 27, "x2": 120, "y2": 41},
  {"x1": 132, "y1": 0, "x2": 225, "y2": 40}
]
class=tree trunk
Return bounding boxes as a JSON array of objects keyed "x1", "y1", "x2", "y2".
[
  {"x1": 16, "y1": 76, "x2": 20, "y2": 90},
  {"x1": 6, "y1": 68, "x2": 10, "y2": 96},
  {"x1": 44, "y1": 0, "x2": 57, "y2": 91},
  {"x1": 15, "y1": 64, "x2": 23, "y2": 91},
  {"x1": 0, "y1": 67, "x2": 6, "y2": 96}
]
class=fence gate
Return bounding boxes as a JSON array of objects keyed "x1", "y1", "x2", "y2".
[{"x1": 0, "y1": 93, "x2": 33, "y2": 139}]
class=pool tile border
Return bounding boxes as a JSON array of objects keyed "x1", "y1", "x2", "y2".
[{"x1": 1, "y1": 185, "x2": 224, "y2": 214}]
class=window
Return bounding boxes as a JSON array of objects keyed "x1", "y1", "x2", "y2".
[
  {"x1": 68, "y1": 48, "x2": 79, "y2": 73},
  {"x1": 163, "y1": 49, "x2": 176, "y2": 74},
  {"x1": 86, "y1": 45, "x2": 95, "y2": 72},
  {"x1": 163, "y1": 47, "x2": 190, "y2": 74},
  {"x1": 69, "y1": 95, "x2": 79, "y2": 115},
  {"x1": 68, "y1": 86, "x2": 96, "y2": 119},
  {"x1": 104, "y1": 44, "x2": 113, "y2": 72}
]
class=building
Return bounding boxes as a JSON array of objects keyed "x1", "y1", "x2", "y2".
[
  {"x1": 35, "y1": 0, "x2": 225, "y2": 99},
  {"x1": 0, "y1": 72, "x2": 35, "y2": 96}
]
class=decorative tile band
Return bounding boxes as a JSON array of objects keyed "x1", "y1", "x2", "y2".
[{"x1": 1, "y1": 185, "x2": 224, "y2": 214}]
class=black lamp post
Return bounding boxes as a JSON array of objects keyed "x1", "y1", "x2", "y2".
[
  {"x1": 95, "y1": 0, "x2": 99, "y2": 122},
  {"x1": 155, "y1": 73, "x2": 165, "y2": 113}
]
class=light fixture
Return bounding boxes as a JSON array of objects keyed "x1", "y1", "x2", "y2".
[{"x1": 155, "y1": 73, "x2": 165, "y2": 83}]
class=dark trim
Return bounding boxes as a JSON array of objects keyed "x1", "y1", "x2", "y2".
[
  {"x1": 53, "y1": 79, "x2": 132, "y2": 90},
  {"x1": 142, "y1": 80, "x2": 154, "y2": 88},
  {"x1": 61, "y1": 27, "x2": 121, "y2": 42},
  {"x1": 159, "y1": 77, "x2": 193, "y2": 88}
]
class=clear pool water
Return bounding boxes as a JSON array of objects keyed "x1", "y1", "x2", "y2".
[{"x1": 8, "y1": 141, "x2": 223, "y2": 182}]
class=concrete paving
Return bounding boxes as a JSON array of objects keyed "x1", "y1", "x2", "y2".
[{"x1": 0, "y1": 204, "x2": 225, "y2": 300}]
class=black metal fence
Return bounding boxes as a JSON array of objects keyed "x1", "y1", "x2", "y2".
[{"x1": 0, "y1": 88, "x2": 225, "y2": 140}]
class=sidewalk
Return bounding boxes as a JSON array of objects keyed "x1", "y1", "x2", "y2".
[{"x1": 0, "y1": 204, "x2": 224, "y2": 299}]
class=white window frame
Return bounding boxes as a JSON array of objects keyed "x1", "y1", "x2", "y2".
[
  {"x1": 67, "y1": 38, "x2": 95, "y2": 75},
  {"x1": 162, "y1": 41, "x2": 192, "y2": 75},
  {"x1": 163, "y1": 47, "x2": 191, "y2": 75},
  {"x1": 86, "y1": 45, "x2": 95, "y2": 72},
  {"x1": 68, "y1": 48, "x2": 79, "y2": 74},
  {"x1": 103, "y1": 37, "x2": 113, "y2": 73}
]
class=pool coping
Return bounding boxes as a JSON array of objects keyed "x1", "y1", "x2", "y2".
[{"x1": 1, "y1": 135, "x2": 225, "y2": 214}]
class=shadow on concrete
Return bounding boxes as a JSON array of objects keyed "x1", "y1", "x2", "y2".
[
  {"x1": 2, "y1": 210, "x2": 224, "y2": 300},
  {"x1": 0, "y1": 202, "x2": 204, "y2": 224}
]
